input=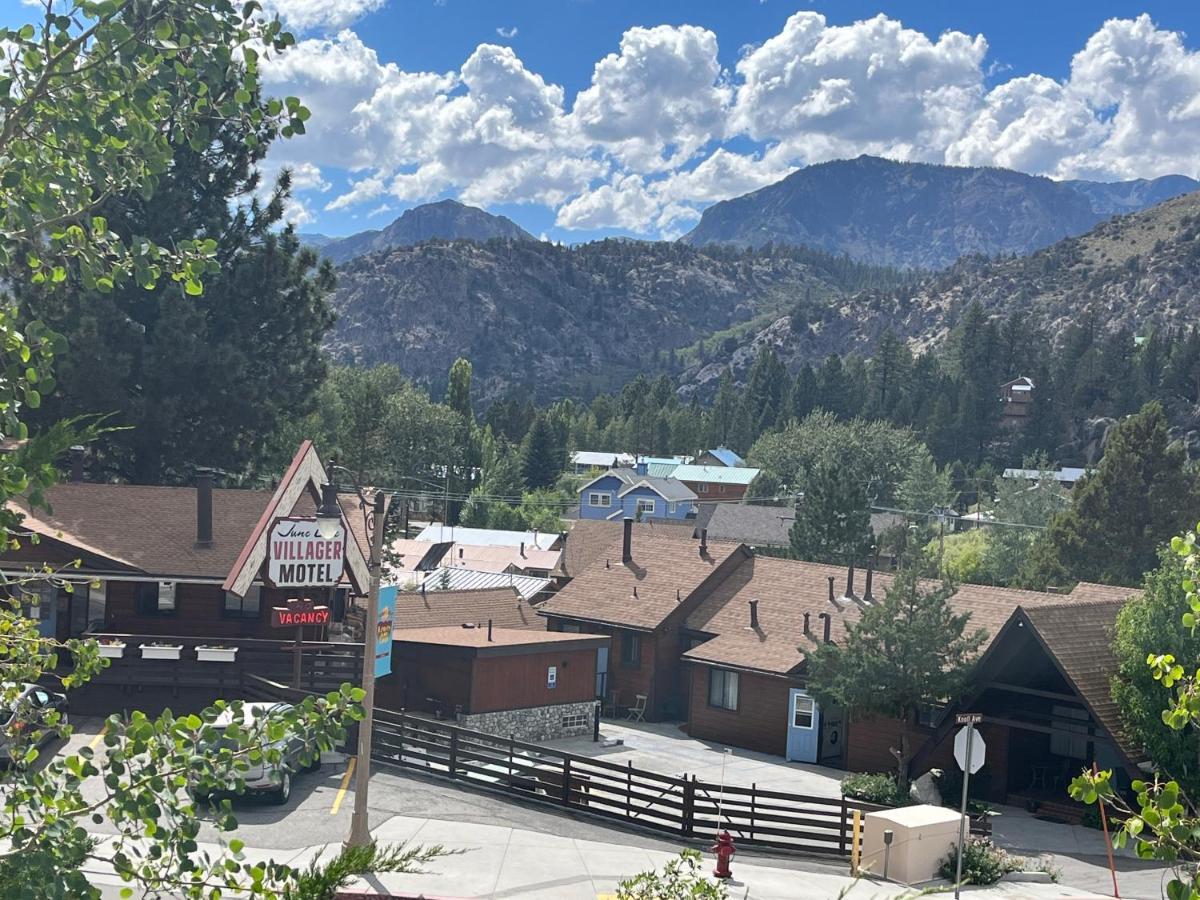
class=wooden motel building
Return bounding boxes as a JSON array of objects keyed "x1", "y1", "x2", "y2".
[
  {"x1": 544, "y1": 518, "x2": 1146, "y2": 810},
  {"x1": 0, "y1": 441, "x2": 375, "y2": 695}
]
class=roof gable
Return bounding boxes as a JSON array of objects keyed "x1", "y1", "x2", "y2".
[{"x1": 223, "y1": 442, "x2": 371, "y2": 597}]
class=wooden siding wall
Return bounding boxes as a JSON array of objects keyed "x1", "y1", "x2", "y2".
[
  {"x1": 686, "y1": 665, "x2": 793, "y2": 756},
  {"x1": 379, "y1": 644, "x2": 473, "y2": 714},
  {"x1": 548, "y1": 620, "x2": 678, "y2": 720},
  {"x1": 105, "y1": 581, "x2": 337, "y2": 641},
  {"x1": 471, "y1": 647, "x2": 599, "y2": 713},
  {"x1": 682, "y1": 481, "x2": 748, "y2": 501}
]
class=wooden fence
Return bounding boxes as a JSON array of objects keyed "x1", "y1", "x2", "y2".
[
  {"x1": 84, "y1": 633, "x2": 364, "y2": 696},
  {"x1": 365, "y1": 708, "x2": 990, "y2": 857}
]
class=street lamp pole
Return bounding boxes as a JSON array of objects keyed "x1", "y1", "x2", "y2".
[{"x1": 347, "y1": 488, "x2": 389, "y2": 848}]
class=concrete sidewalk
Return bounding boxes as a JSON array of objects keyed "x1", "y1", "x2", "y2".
[
  {"x1": 342, "y1": 815, "x2": 1111, "y2": 900},
  {"x1": 81, "y1": 814, "x2": 1114, "y2": 900}
]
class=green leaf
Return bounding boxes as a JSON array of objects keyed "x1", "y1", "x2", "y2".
[{"x1": 154, "y1": 18, "x2": 173, "y2": 41}]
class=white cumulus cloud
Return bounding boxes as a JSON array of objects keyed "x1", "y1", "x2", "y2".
[
  {"x1": 262, "y1": 11, "x2": 1200, "y2": 236},
  {"x1": 261, "y1": 0, "x2": 386, "y2": 32}
]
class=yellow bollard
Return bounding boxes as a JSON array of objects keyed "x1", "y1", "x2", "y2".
[{"x1": 851, "y1": 809, "x2": 862, "y2": 875}]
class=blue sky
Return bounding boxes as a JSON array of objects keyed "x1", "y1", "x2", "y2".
[{"x1": 6, "y1": 2, "x2": 1199, "y2": 241}]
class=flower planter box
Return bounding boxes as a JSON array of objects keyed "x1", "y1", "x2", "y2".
[
  {"x1": 140, "y1": 644, "x2": 183, "y2": 661},
  {"x1": 98, "y1": 643, "x2": 126, "y2": 659},
  {"x1": 196, "y1": 646, "x2": 238, "y2": 663}
]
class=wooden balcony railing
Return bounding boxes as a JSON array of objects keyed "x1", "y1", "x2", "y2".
[{"x1": 81, "y1": 632, "x2": 364, "y2": 695}]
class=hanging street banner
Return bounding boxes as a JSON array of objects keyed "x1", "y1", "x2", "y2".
[
  {"x1": 271, "y1": 598, "x2": 331, "y2": 628},
  {"x1": 375, "y1": 585, "x2": 397, "y2": 678},
  {"x1": 268, "y1": 517, "x2": 345, "y2": 588}
]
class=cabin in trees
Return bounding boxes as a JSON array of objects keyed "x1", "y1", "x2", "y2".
[
  {"x1": 999, "y1": 376, "x2": 1035, "y2": 428},
  {"x1": 0, "y1": 441, "x2": 370, "y2": 644},
  {"x1": 542, "y1": 520, "x2": 1144, "y2": 812}
]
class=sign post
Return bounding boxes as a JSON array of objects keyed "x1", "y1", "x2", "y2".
[
  {"x1": 952, "y1": 713, "x2": 985, "y2": 900},
  {"x1": 270, "y1": 598, "x2": 331, "y2": 688}
]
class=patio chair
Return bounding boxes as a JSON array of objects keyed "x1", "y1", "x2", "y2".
[{"x1": 626, "y1": 694, "x2": 647, "y2": 722}]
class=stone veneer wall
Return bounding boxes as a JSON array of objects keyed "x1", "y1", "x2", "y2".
[{"x1": 456, "y1": 700, "x2": 597, "y2": 743}]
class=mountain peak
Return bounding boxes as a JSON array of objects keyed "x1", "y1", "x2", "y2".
[
  {"x1": 309, "y1": 199, "x2": 535, "y2": 265},
  {"x1": 681, "y1": 156, "x2": 1196, "y2": 269}
]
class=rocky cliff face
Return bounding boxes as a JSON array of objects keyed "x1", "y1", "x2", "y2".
[
  {"x1": 326, "y1": 239, "x2": 906, "y2": 402},
  {"x1": 680, "y1": 191, "x2": 1200, "y2": 393}
]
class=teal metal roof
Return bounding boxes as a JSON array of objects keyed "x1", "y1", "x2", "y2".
[
  {"x1": 672, "y1": 465, "x2": 761, "y2": 486},
  {"x1": 646, "y1": 462, "x2": 680, "y2": 478}
]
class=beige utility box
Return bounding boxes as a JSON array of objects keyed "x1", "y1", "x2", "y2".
[{"x1": 859, "y1": 804, "x2": 964, "y2": 885}]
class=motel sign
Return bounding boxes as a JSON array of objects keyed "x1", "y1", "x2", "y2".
[{"x1": 268, "y1": 517, "x2": 346, "y2": 587}]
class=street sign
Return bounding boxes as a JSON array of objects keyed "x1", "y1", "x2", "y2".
[
  {"x1": 955, "y1": 712, "x2": 983, "y2": 725},
  {"x1": 954, "y1": 725, "x2": 986, "y2": 774},
  {"x1": 952, "y1": 724, "x2": 986, "y2": 898}
]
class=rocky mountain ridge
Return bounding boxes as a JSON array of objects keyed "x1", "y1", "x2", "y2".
[
  {"x1": 681, "y1": 156, "x2": 1196, "y2": 269},
  {"x1": 305, "y1": 199, "x2": 533, "y2": 265}
]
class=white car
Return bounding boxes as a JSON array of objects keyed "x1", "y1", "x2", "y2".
[{"x1": 191, "y1": 702, "x2": 320, "y2": 805}]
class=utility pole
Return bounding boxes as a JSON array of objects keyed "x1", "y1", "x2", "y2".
[{"x1": 346, "y1": 489, "x2": 390, "y2": 848}]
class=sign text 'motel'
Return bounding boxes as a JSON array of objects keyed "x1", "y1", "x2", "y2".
[
  {"x1": 268, "y1": 517, "x2": 345, "y2": 588},
  {"x1": 271, "y1": 598, "x2": 331, "y2": 629}
]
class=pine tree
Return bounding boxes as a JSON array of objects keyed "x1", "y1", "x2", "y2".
[
  {"x1": 521, "y1": 413, "x2": 563, "y2": 491},
  {"x1": 788, "y1": 460, "x2": 873, "y2": 565},
  {"x1": 788, "y1": 364, "x2": 817, "y2": 424},
  {"x1": 1025, "y1": 402, "x2": 1200, "y2": 588},
  {"x1": 804, "y1": 568, "x2": 987, "y2": 785}
]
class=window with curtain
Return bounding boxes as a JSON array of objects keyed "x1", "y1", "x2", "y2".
[{"x1": 708, "y1": 668, "x2": 739, "y2": 711}]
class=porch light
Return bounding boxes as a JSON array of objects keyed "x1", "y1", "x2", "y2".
[{"x1": 315, "y1": 481, "x2": 341, "y2": 539}]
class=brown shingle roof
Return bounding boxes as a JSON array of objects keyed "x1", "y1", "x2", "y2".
[
  {"x1": 556, "y1": 518, "x2": 696, "y2": 578},
  {"x1": 394, "y1": 625, "x2": 607, "y2": 650},
  {"x1": 683, "y1": 556, "x2": 1075, "y2": 676},
  {"x1": 10, "y1": 483, "x2": 273, "y2": 579},
  {"x1": 1067, "y1": 582, "x2": 1140, "y2": 603},
  {"x1": 392, "y1": 586, "x2": 541, "y2": 632},
  {"x1": 540, "y1": 530, "x2": 747, "y2": 631},
  {"x1": 1022, "y1": 598, "x2": 1131, "y2": 751}
]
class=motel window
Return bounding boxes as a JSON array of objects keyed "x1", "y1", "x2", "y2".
[
  {"x1": 792, "y1": 693, "x2": 815, "y2": 729},
  {"x1": 708, "y1": 669, "x2": 739, "y2": 711},
  {"x1": 136, "y1": 581, "x2": 176, "y2": 616},
  {"x1": 620, "y1": 631, "x2": 641, "y2": 667},
  {"x1": 636, "y1": 498, "x2": 656, "y2": 516},
  {"x1": 223, "y1": 585, "x2": 262, "y2": 620},
  {"x1": 588, "y1": 492, "x2": 611, "y2": 508},
  {"x1": 9, "y1": 581, "x2": 54, "y2": 621}
]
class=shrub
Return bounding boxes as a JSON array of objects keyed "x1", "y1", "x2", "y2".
[
  {"x1": 938, "y1": 838, "x2": 1023, "y2": 885},
  {"x1": 617, "y1": 849, "x2": 727, "y2": 899},
  {"x1": 841, "y1": 772, "x2": 910, "y2": 806}
]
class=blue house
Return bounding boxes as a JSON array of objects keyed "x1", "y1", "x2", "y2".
[{"x1": 578, "y1": 468, "x2": 697, "y2": 521}]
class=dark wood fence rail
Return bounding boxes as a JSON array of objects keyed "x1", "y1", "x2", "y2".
[
  {"x1": 83, "y1": 633, "x2": 364, "y2": 695},
  {"x1": 362, "y1": 707, "x2": 991, "y2": 857},
  {"x1": 234, "y1": 676, "x2": 991, "y2": 858}
]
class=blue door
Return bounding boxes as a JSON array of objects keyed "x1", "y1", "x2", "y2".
[{"x1": 786, "y1": 689, "x2": 820, "y2": 763}]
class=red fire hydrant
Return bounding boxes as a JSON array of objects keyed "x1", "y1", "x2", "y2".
[{"x1": 710, "y1": 830, "x2": 736, "y2": 879}]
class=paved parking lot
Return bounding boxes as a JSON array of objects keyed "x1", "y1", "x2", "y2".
[{"x1": 46, "y1": 716, "x2": 1174, "y2": 898}]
